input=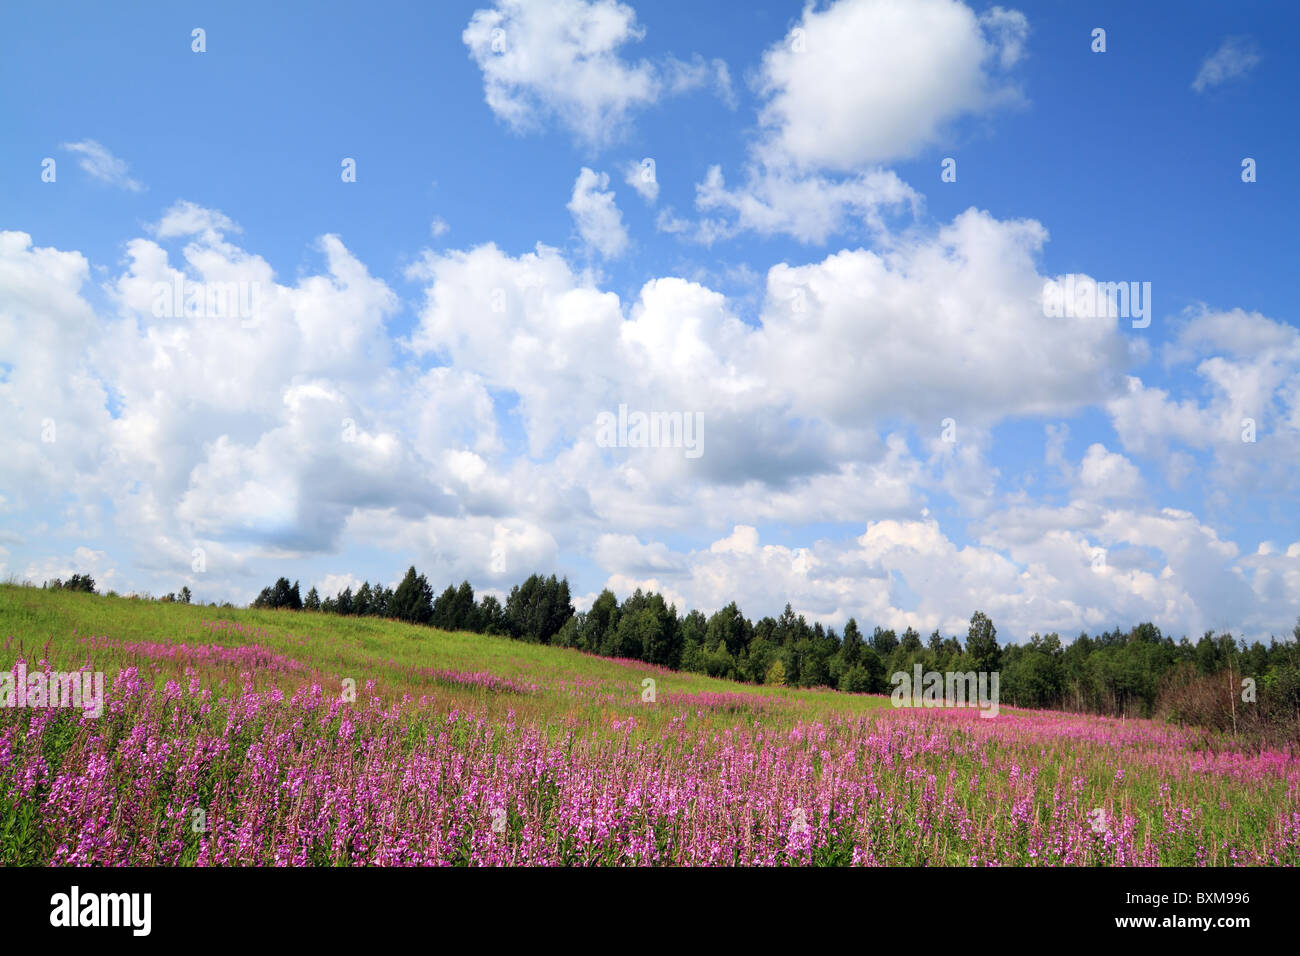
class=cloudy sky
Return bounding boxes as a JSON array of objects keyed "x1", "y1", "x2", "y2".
[{"x1": 1, "y1": 0, "x2": 1297, "y2": 642}]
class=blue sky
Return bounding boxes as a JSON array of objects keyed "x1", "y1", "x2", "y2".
[{"x1": 1, "y1": 0, "x2": 1297, "y2": 642}]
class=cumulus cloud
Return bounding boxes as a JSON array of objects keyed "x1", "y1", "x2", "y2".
[
  {"x1": 567, "y1": 168, "x2": 629, "y2": 258},
  {"x1": 21, "y1": 547, "x2": 122, "y2": 593},
  {"x1": 666, "y1": 0, "x2": 1023, "y2": 244},
  {"x1": 1077, "y1": 443, "x2": 1144, "y2": 500},
  {"x1": 594, "y1": 508, "x2": 1292, "y2": 641},
  {"x1": 344, "y1": 508, "x2": 561, "y2": 588},
  {"x1": 151, "y1": 201, "x2": 239, "y2": 241},
  {"x1": 462, "y1": 0, "x2": 730, "y2": 146},
  {"x1": 0, "y1": 205, "x2": 449, "y2": 600},
  {"x1": 1107, "y1": 308, "x2": 1300, "y2": 496},
  {"x1": 687, "y1": 164, "x2": 919, "y2": 245},
  {"x1": 755, "y1": 0, "x2": 1028, "y2": 170},
  {"x1": 399, "y1": 207, "x2": 1139, "y2": 525},
  {"x1": 751, "y1": 209, "x2": 1132, "y2": 427},
  {"x1": 595, "y1": 533, "x2": 687, "y2": 575},
  {"x1": 404, "y1": 240, "x2": 626, "y2": 455},
  {"x1": 313, "y1": 572, "x2": 366, "y2": 599},
  {"x1": 4, "y1": 203, "x2": 1297, "y2": 637},
  {"x1": 0, "y1": 231, "x2": 113, "y2": 521}
]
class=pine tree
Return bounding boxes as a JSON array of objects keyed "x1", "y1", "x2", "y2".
[
  {"x1": 965, "y1": 611, "x2": 1000, "y2": 672},
  {"x1": 453, "y1": 581, "x2": 476, "y2": 631},
  {"x1": 391, "y1": 566, "x2": 433, "y2": 625},
  {"x1": 433, "y1": 585, "x2": 458, "y2": 629}
]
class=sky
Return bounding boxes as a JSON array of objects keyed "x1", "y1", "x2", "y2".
[{"x1": 1, "y1": 0, "x2": 1297, "y2": 642}]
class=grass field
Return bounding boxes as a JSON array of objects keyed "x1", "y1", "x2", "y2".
[{"x1": 2, "y1": 584, "x2": 1297, "y2": 866}]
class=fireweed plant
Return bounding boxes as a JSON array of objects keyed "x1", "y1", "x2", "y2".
[{"x1": 1, "y1": 587, "x2": 1296, "y2": 866}]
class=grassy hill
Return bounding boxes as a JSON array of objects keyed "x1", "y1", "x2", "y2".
[
  {"x1": 1, "y1": 583, "x2": 1296, "y2": 866},
  {"x1": 0, "y1": 583, "x2": 889, "y2": 738}
]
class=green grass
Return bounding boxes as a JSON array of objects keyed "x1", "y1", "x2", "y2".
[
  {"x1": 0, "y1": 583, "x2": 890, "y2": 740},
  {"x1": 2, "y1": 584, "x2": 1293, "y2": 866}
]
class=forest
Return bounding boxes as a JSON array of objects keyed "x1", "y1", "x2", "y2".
[{"x1": 232, "y1": 567, "x2": 1300, "y2": 744}]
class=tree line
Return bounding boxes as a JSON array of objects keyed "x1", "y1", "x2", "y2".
[{"x1": 248, "y1": 567, "x2": 1300, "y2": 742}]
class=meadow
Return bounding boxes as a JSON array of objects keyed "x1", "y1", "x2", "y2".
[{"x1": 1, "y1": 584, "x2": 1296, "y2": 866}]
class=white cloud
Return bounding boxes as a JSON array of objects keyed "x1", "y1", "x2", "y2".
[
  {"x1": 567, "y1": 167, "x2": 629, "y2": 258},
  {"x1": 688, "y1": 164, "x2": 919, "y2": 244},
  {"x1": 750, "y1": 208, "x2": 1132, "y2": 427},
  {"x1": 595, "y1": 533, "x2": 687, "y2": 574},
  {"x1": 397, "y1": 206, "x2": 1139, "y2": 539},
  {"x1": 21, "y1": 547, "x2": 121, "y2": 593},
  {"x1": 979, "y1": 6, "x2": 1029, "y2": 69},
  {"x1": 404, "y1": 241, "x2": 626, "y2": 456},
  {"x1": 344, "y1": 509, "x2": 560, "y2": 588},
  {"x1": 61, "y1": 140, "x2": 145, "y2": 191},
  {"x1": 1106, "y1": 377, "x2": 1219, "y2": 455},
  {"x1": 1192, "y1": 36, "x2": 1261, "y2": 93},
  {"x1": 0, "y1": 231, "x2": 113, "y2": 519},
  {"x1": 622, "y1": 159, "x2": 659, "y2": 204},
  {"x1": 152, "y1": 201, "x2": 239, "y2": 241},
  {"x1": 462, "y1": 0, "x2": 729, "y2": 147},
  {"x1": 1108, "y1": 308, "x2": 1300, "y2": 498},
  {"x1": 0, "y1": 205, "x2": 437, "y2": 601},
  {"x1": 588, "y1": 508, "x2": 1287, "y2": 641},
  {"x1": 1163, "y1": 307, "x2": 1297, "y2": 365},
  {"x1": 710, "y1": 525, "x2": 760, "y2": 555},
  {"x1": 5, "y1": 203, "x2": 1298, "y2": 637},
  {"x1": 313, "y1": 572, "x2": 365, "y2": 598},
  {"x1": 395, "y1": 205, "x2": 1163, "y2": 616},
  {"x1": 1077, "y1": 443, "x2": 1143, "y2": 500},
  {"x1": 754, "y1": 0, "x2": 1028, "y2": 170},
  {"x1": 662, "y1": 54, "x2": 735, "y2": 106},
  {"x1": 667, "y1": 0, "x2": 1022, "y2": 245}
]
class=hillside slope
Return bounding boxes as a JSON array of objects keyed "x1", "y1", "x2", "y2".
[
  {"x1": 1, "y1": 584, "x2": 1296, "y2": 866},
  {"x1": 0, "y1": 584, "x2": 887, "y2": 736}
]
